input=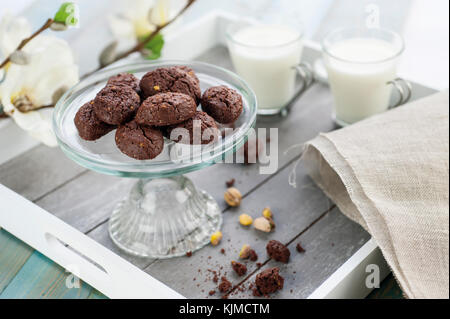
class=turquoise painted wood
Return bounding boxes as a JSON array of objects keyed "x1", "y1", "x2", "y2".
[
  {"x1": 0, "y1": 229, "x2": 34, "y2": 294},
  {"x1": 0, "y1": 237, "x2": 106, "y2": 299}
]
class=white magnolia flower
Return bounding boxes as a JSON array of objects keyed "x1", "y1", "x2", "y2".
[
  {"x1": 108, "y1": 0, "x2": 183, "y2": 40},
  {"x1": 0, "y1": 13, "x2": 79, "y2": 147},
  {"x1": 0, "y1": 13, "x2": 31, "y2": 57}
]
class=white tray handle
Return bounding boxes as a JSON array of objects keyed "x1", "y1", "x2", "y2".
[
  {"x1": 0, "y1": 183, "x2": 184, "y2": 299},
  {"x1": 308, "y1": 238, "x2": 390, "y2": 299}
]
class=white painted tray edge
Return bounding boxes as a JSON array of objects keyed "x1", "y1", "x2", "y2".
[{"x1": 0, "y1": 183, "x2": 184, "y2": 299}]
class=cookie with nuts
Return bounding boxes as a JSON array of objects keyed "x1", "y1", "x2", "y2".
[
  {"x1": 201, "y1": 85, "x2": 243, "y2": 124},
  {"x1": 136, "y1": 92, "x2": 197, "y2": 127},
  {"x1": 107, "y1": 72, "x2": 141, "y2": 94},
  {"x1": 93, "y1": 84, "x2": 140, "y2": 125},
  {"x1": 115, "y1": 120, "x2": 164, "y2": 160},
  {"x1": 139, "y1": 66, "x2": 201, "y2": 104},
  {"x1": 166, "y1": 110, "x2": 219, "y2": 145},
  {"x1": 74, "y1": 100, "x2": 116, "y2": 141}
]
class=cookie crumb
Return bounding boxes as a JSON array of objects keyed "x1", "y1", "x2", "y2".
[
  {"x1": 249, "y1": 249, "x2": 258, "y2": 261},
  {"x1": 231, "y1": 261, "x2": 247, "y2": 276},
  {"x1": 226, "y1": 178, "x2": 235, "y2": 187},
  {"x1": 266, "y1": 240, "x2": 290, "y2": 263},
  {"x1": 208, "y1": 290, "x2": 216, "y2": 296},
  {"x1": 253, "y1": 267, "x2": 284, "y2": 296},
  {"x1": 208, "y1": 269, "x2": 219, "y2": 283},
  {"x1": 296, "y1": 243, "x2": 306, "y2": 253},
  {"x1": 218, "y1": 276, "x2": 232, "y2": 293}
]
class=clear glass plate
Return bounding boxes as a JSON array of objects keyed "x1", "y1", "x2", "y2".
[
  {"x1": 53, "y1": 61, "x2": 257, "y2": 178},
  {"x1": 52, "y1": 61, "x2": 257, "y2": 258}
]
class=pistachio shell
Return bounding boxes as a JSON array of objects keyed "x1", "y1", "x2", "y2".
[
  {"x1": 224, "y1": 187, "x2": 242, "y2": 207},
  {"x1": 253, "y1": 217, "x2": 272, "y2": 232}
]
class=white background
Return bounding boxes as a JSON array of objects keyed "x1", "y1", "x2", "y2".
[{"x1": 3, "y1": 0, "x2": 449, "y2": 90}]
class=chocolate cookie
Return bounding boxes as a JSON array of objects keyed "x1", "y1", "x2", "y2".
[
  {"x1": 139, "y1": 66, "x2": 201, "y2": 104},
  {"x1": 266, "y1": 240, "x2": 290, "y2": 263},
  {"x1": 74, "y1": 100, "x2": 115, "y2": 141},
  {"x1": 107, "y1": 72, "x2": 140, "y2": 93},
  {"x1": 94, "y1": 84, "x2": 140, "y2": 125},
  {"x1": 136, "y1": 92, "x2": 197, "y2": 126},
  {"x1": 253, "y1": 267, "x2": 284, "y2": 296},
  {"x1": 201, "y1": 86, "x2": 243, "y2": 124},
  {"x1": 115, "y1": 121, "x2": 164, "y2": 160},
  {"x1": 166, "y1": 110, "x2": 218, "y2": 144},
  {"x1": 175, "y1": 65, "x2": 199, "y2": 84}
]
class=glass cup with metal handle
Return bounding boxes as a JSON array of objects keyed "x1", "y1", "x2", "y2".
[{"x1": 322, "y1": 27, "x2": 412, "y2": 126}]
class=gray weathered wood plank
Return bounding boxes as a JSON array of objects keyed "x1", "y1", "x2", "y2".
[
  {"x1": 0, "y1": 146, "x2": 86, "y2": 201},
  {"x1": 35, "y1": 171, "x2": 133, "y2": 233},
  {"x1": 227, "y1": 207, "x2": 370, "y2": 299},
  {"x1": 143, "y1": 159, "x2": 336, "y2": 298}
]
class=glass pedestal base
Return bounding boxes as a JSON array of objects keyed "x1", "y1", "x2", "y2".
[{"x1": 109, "y1": 176, "x2": 222, "y2": 258}]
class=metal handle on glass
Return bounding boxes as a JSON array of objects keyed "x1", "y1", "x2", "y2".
[
  {"x1": 387, "y1": 77, "x2": 412, "y2": 108},
  {"x1": 283, "y1": 63, "x2": 315, "y2": 115},
  {"x1": 295, "y1": 62, "x2": 315, "y2": 92}
]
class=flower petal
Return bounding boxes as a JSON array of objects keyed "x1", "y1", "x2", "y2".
[
  {"x1": 2, "y1": 35, "x2": 79, "y2": 107},
  {"x1": 0, "y1": 18, "x2": 78, "y2": 147},
  {"x1": 108, "y1": 0, "x2": 158, "y2": 39},
  {"x1": 0, "y1": 12, "x2": 31, "y2": 58},
  {"x1": 107, "y1": 14, "x2": 135, "y2": 40},
  {"x1": 8, "y1": 107, "x2": 57, "y2": 147}
]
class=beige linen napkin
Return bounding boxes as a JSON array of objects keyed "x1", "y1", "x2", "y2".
[{"x1": 303, "y1": 90, "x2": 449, "y2": 299}]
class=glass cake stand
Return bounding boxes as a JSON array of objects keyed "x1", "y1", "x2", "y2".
[{"x1": 53, "y1": 61, "x2": 257, "y2": 259}]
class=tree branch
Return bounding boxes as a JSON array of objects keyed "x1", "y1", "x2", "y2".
[
  {"x1": 0, "y1": 0, "x2": 197, "y2": 118},
  {"x1": 0, "y1": 18, "x2": 54, "y2": 69},
  {"x1": 82, "y1": 0, "x2": 197, "y2": 79},
  {"x1": 117, "y1": 0, "x2": 196, "y2": 60}
]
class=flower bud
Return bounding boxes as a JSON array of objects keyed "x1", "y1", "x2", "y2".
[
  {"x1": 10, "y1": 50, "x2": 30, "y2": 65},
  {"x1": 50, "y1": 21, "x2": 68, "y2": 31}
]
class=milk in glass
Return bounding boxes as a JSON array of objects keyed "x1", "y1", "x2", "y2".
[
  {"x1": 324, "y1": 38, "x2": 398, "y2": 125},
  {"x1": 228, "y1": 25, "x2": 302, "y2": 111}
]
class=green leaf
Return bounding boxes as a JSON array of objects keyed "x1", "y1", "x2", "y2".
[
  {"x1": 141, "y1": 33, "x2": 165, "y2": 60},
  {"x1": 54, "y1": 2, "x2": 78, "y2": 26}
]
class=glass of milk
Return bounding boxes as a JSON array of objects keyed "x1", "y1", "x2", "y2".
[
  {"x1": 226, "y1": 23, "x2": 310, "y2": 115},
  {"x1": 322, "y1": 27, "x2": 411, "y2": 126}
]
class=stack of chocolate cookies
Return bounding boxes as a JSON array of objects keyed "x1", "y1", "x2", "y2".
[{"x1": 74, "y1": 66, "x2": 243, "y2": 160}]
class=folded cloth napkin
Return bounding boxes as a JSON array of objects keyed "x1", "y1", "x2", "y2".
[{"x1": 303, "y1": 90, "x2": 449, "y2": 299}]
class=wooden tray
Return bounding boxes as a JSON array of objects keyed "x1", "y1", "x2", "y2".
[{"x1": 0, "y1": 11, "x2": 437, "y2": 299}]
